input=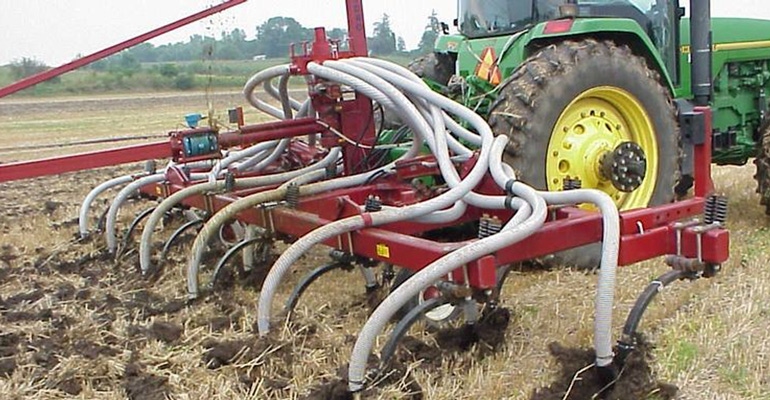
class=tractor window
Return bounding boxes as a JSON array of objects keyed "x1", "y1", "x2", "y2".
[{"x1": 458, "y1": 0, "x2": 537, "y2": 38}]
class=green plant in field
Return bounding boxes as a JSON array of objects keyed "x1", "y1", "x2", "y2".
[
  {"x1": 664, "y1": 339, "x2": 699, "y2": 374},
  {"x1": 719, "y1": 365, "x2": 749, "y2": 390}
]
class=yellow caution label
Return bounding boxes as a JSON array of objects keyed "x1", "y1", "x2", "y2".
[
  {"x1": 475, "y1": 47, "x2": 502, "y2": 86},
  {"x1": 376, "y1": 243, "x2": 390, "y2": 258}
]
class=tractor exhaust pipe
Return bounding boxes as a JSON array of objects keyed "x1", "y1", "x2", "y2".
[{"x1": 690, "y1": 0, "x2": 712, "y2": 106}]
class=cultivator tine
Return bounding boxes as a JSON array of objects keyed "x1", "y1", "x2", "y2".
[
  {"x1": 159, "y1": 218, "x2": 205, "y2": 262},
  {"x1": 209, "y1": 236, "x2": 266, "y2": 288},
  {"x1": 284, "y1": 263, "x2": 347, "y2": 313},
  {"x1": 615, "y1": 269, "x2": 686, "y2": 364},
  {"x1": 116, "y1": 207, "x2": 156, "y2": 258},
  {"x1": 94, "y1": 207, "x2": 110, "y2": 235},
  {"x1": 378, "y1": 296, "x2": 448, "y2": 369}
]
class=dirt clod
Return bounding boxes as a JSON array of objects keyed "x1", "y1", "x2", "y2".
[
  {"x1": 124, "y1": 362, "x2": 170, "y2": 400},
  {"x1": 202, "y1": 339, "x2": 249, "y2": 369},
  {"x1": 56, "y1": 377, "x2": 82, "y2": 395},
  {"x1": 44, "y1": 200, "x2": 63, "y2": 214},
  {"x1": 55, "y1": 283, "x2": 77, "y2": 300},
  {"x1": 3, "y1": 289, "x2": 44, "y2": 307},
  {"x1": 148, "y1": 321, "x2": 183, "y2": 343},
  {"x1": 31, "y1": 338, "x2": 61, "y2": 369},
  {"x1": 303, "y1": 379, "x2": 353, "y2": 400},
  {"x1": 530, "y1": 337, "x2": 677, "y2": 400},
  {"x1": 0, "y1": 357, "x2": 16, "y2": 377},
  {"x1": 435, "y1": 306, "x2": 511, "y2": 354},
  {"x1": 0, "y1": 333, "x2": 20, "y2": 357},
  {"x1": 73, "y1": 340, "x2": 119, "y2": 359}
]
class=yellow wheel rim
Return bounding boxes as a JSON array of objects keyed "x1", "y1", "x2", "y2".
[{"x1": 546, "y1": 86, "x2": 658, "y2": 210}]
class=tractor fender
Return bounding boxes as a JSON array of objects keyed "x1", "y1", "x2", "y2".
[{"x1": 522, "y1": 18, "x2": 676, "y2": 94}]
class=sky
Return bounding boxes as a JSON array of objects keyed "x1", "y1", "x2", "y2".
[{"x1": 1, "y1": 0, "x2": 770, "y2": 66}]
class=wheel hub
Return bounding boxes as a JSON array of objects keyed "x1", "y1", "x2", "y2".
[
  {"x1": 547, "y1": 86, "x2": 658, "y2": 210},
  {"x1": 600, "y1": 142, "x2": 647, "y2": 192}
]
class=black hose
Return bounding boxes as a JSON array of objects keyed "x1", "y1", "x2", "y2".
[
  {"x1": 209, "y1": 236, "x2": 266, "y2": 288},
  {"x1": 159, "y1": 219, "x2": 205, "y2": 263},
  {"x1": 617, "y1": 269, "x2": 684, "y2": 362},
  {"x1": 379, "y1": 296, "x2": 448, "y2": 369},
  {"x1": 117, "y1": 207, "x2": 156, "y2": 258},
  {"x1": 284, "y1": 263, "x2": 345, "y2": 313}
]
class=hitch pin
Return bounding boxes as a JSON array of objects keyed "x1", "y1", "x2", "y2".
[
  {"x1": 692, "y1": 222, "x2": 723, "y2": 264},
  {"x1": 672, "y1": 219, "x2": 700, "y2": 256}
]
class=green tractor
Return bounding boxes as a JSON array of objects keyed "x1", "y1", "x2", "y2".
[{"x1": 410, "y1": 0, "x2": 770, "y2": 218}]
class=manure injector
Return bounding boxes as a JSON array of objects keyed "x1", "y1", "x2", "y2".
[{"x1": 0, "y1": 0, "x2": 731, "y2": 395}]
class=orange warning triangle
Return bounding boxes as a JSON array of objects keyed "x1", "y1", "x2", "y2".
[{"x1": 475, "y1": 47, "x2": 502, "y2": 86}]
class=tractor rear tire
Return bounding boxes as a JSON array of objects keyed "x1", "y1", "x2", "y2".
[
  {"x1": 754, "y1": 122, "x2": 770, "y2": 214},
  {"x1": 408, "y1": 52, "x2": 455, "y2": 88},
  {"x1": 487, "y1": 39, "x2": 680, "y2": 268}
]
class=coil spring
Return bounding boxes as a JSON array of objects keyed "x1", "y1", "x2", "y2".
[
  {"x1": 704, "y1": 195, "x2": 728, "y2": 224},
  {"x1": 562, "y1": 177, "x2": 582, "y2": 191},
  {"x1": 478, "y1": 215, "x2": 489, "y2": 239},
  {"x1": 286, "y1": 183, "x2": 300, "y2": 209},
  {"x1": 478, "y1": 215, "x2": 502, "y2": 238},
  {"x1": 364, "y1": 195, "x2": 382, "y2": 212}
]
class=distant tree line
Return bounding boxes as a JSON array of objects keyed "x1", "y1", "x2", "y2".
[
  {"x1": 5, "y1": 12, "x2": 444, "y2": 94},
  {"x1": 87, "y1": 11, "x2": 442, "y2": 66}
]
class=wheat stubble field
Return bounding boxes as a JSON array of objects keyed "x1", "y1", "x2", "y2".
[{"x1": 0, "y1": 92, "x2": 768, "y2": 399}]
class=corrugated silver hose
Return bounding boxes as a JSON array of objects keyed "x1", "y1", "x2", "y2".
[
  {"x1": 256, "y1": 60, "x2": 497, "y2": 335},
  {"x1": 488, "y1": 136, "x2": 622, "y2": 368},
  {"x1": 184, "y1": 147, "x2": 411, "y2": 300},
  {"x1": 324, "y1": 60, "x2": 483, "y2": 224},
  {"x1": 352, "y1": 57, "x2": 482, "y2": 147},
  {"x1": 537, "y1": 189, "x2": 619, "y2": 367},
  {"x1": 138, "y1": 143, "x2": 333, "y2": 275},
  {"x1": 243, "y1": 65, "x2": 294, "y2": 119},
  {"x1": 341, "y1": 58, "x2": 516, "y2": 213},
  {"x1": 79, "y1": 174, "x2": 135, "y2": 238},
  {"x1": 104, "y1": 173, "x2": 167, "y2": 254}
]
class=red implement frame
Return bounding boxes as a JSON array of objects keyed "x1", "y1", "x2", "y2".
[{"x1": 0, "y1": 0, "x2": 729, "y2": 289}]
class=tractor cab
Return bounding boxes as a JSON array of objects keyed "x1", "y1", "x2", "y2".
[{"x1": 456, "y1": 0, "x2": 681, "y2": 81}]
